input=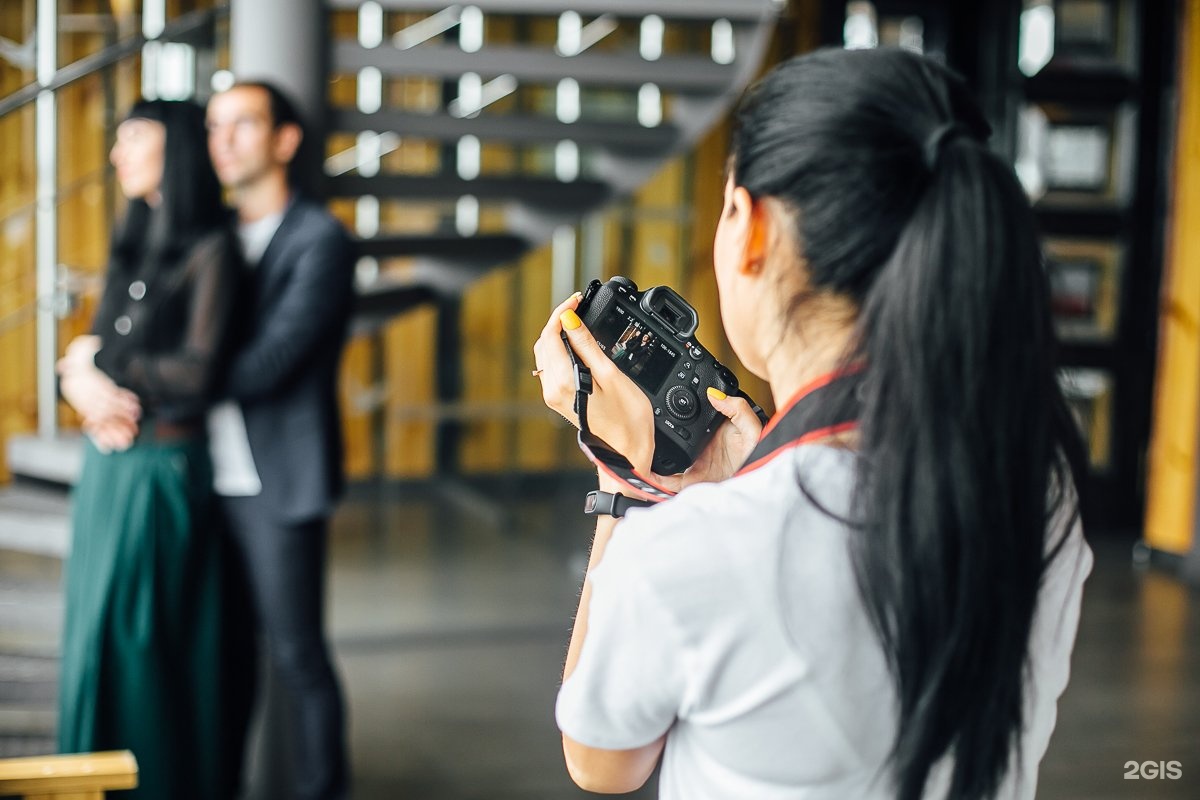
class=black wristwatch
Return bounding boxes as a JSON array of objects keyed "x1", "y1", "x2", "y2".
[{"x1": 583, "y1": 490, "x2": 656, "y2": 518}]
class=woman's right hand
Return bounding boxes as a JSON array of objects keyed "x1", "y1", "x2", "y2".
[
  {"x1": 57, "y1": 337, "x2": 141, "y2": 451},
  {"x1": 58, "y1": 362, "x2": 140, "y2": 422},
  {"x1": 533, "y1": 294, "x2": 657, "y2": 477}
]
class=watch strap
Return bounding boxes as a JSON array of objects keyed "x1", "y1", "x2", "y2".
[{"x1": 584, "y1": 490, "x2": 656, "y2": 518}]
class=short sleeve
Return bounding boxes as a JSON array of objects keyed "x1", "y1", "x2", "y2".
[{"x1": 556, "y1": 532, "x2": 687, "y2": 750}]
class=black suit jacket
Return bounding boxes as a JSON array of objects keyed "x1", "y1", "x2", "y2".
[{"x1": 223, "y1": 197, "x2": 357, "y2": 524}]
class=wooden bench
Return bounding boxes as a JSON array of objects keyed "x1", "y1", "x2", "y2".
[{"x1": 0, "y1": 751, "x2": 137, "y2": 799}]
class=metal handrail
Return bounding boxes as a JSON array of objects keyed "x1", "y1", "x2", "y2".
[
  {"x1": 0, "y1": 264, "x2": 101, "y2": 336},
  {"x1": 0, "y1": 163, "x2": 113, "y2": 229},
  {"x1": 0, "y1": 5, "x2": 228, "y2": 119}
]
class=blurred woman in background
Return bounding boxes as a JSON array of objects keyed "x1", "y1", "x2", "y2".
[{"x1": 56, "y1": 98, "x2": 241, "y2": 799}]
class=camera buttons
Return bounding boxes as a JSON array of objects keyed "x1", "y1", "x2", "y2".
[
  {"x1": 666, "y1": 385, "x2": 699, "y2": 421},
  {"x1": 689, "y1": 346, "x2": 702, "y2": 359}
]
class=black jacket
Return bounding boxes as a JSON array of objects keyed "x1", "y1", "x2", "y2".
[{"x1": 222, "y1": 197, "x2": 357, "y2": 523}]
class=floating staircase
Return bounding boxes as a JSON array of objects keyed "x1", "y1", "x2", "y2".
[
  {"x1": 3, "y1": 0, "x2": 782, "y2": 533},
  {"x1": 329, "y1": 0, "x2": 783, "y2": 316}
]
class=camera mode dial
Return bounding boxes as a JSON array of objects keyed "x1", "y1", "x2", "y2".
[{"x1": 665, "y1": 385, "x2": 699, "y2": 421}]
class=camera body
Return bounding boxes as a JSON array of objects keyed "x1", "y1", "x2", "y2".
[{"x1": 575, "y1": 276, "x2": 741, "y2": 475}]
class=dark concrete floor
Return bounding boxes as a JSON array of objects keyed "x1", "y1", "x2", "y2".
[{"x1": 2, "y1": 477, "x2": 1198, "y2": 798}]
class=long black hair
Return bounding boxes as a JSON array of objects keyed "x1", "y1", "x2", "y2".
[
  {"x1": 111, "y1": 98, "x2": 225, "y2": 267},
  {"x1": 729, "y1": 48, "x2": 1086, "y2": 799}
]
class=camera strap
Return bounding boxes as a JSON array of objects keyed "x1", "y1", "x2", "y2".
[
  {"x1": 734, "y1": 367, "x2": 863, "y2": 477},
  {"x1": 566, "y1": 336, "x2": 678, "y2": 502},
  {"x1": 567, "y1": 332, "x2": 864, "y2": 502}
]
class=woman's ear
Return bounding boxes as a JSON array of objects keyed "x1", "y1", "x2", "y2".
[
  {"x1": 714, "y1": 179, "x2": 767, "y2": 284},
  {"x1": 740, "y1": 190, "x2": 769, "y2": 276}
]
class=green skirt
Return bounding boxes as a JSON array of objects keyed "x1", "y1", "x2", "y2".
[{"x1": 58, "y1": 435, "x2": 231, "y2": 799}]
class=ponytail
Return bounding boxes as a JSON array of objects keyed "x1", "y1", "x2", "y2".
[
  {"x1": 730, "y1": 48, "x2": 1085, "y2": 799},
  {"x1": 852, "y1": 134, "x2": 1083, "y2": 800}
]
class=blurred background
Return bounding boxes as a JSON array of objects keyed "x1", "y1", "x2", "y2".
[{"x1": 1, "y1": 1, "x2": 1198, "y2": 798}]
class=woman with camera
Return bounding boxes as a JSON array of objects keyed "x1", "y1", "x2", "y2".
[{"x1": 533, "y1": 47, "x2": 1092, "y2": 800}]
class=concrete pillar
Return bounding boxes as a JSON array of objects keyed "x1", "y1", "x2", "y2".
[{"x1": 230, "y1": 0, "x2": 327, "y2": 195}]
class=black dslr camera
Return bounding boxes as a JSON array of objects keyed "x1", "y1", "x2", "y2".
[{"x1": 574, "y1": 276, "x2": 747, "y2": 475}]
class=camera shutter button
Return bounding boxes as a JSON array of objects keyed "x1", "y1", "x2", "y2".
[{"x1": 666, "y1": 385, "x2": 698, "y2": 420}]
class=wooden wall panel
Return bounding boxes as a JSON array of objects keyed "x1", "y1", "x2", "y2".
[
  {"x1": 340, "y1": 333, "x2": 377, "y2": 479},
  {"x1": 628, "y1": 159, "x2": 684, "y2": 291},
  {"x1": 383, "y1": 303, "x2": 437, "y2": 477},
  {"x1": 56, "y1": 71, "x2": 113, "y2": 367},
  {"x1": 0, "y1": 0, "x2": 37, "y2": 482},
  {"x1": 459, "y1": 264, "x2": 517, "y2": 472},
  {"x1": 1144, "y1": 0, "x2": 1200, "y2": 556},
  {"x1": 684, "y1": 121, "x2": 774, "y2": 415},
  {"x1": 514, "y1": 243, "x2": 576, "y2": 471}
]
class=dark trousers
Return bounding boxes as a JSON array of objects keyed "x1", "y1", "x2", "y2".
[{"x1": 221, "y1": 495, "x2": 348, "y2": 800}]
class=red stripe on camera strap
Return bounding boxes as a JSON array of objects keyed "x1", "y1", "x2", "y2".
[
  {"x1": 734, "y1": 366, "x2": 864, "y2": 477},
  {"x1": 570, "y1": 355, "x2": 863, "y2": 502}
]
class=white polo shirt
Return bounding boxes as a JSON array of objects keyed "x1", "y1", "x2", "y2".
[{"x1": 556, "y1": 444, "x2": 1092, "y2": 799}]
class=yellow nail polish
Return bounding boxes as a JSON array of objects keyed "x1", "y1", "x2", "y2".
[
  {"x1": 561, "y1": 309, "x2": 582, "y2": 330},
  {"x1": 707, "y1": 387, "x2": 727, "y2": 401}
]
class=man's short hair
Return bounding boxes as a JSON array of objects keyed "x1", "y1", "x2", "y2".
[{"x1": 227, "y1": 80, "x2": 308, "y2": 138}]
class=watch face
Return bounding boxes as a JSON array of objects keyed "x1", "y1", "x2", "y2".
[{"x1": 584, "y1": 493, "x2": 598, "y2": 514}]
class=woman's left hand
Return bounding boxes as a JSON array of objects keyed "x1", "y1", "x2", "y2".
[
  {"x1": 83, "y1": 415, "x2": 139, "y2": 453},
  {"x1": 533, "y1": 294, "x2": 656, "y2": 476},
  {"x1": 649, "y1": 389, "x2": 762, "y2": 492}
]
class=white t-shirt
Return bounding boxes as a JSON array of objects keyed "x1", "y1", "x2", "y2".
[
  {"x1": 207, "y1": 210, "x2": 286, "y2": 497},
  {"x1": 556, "y1": 445, "x2": 1092, "y2": 800}
]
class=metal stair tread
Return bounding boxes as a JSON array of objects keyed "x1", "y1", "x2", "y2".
[
  {"x1": 354, "y1": 283, "x2": 442, "y2": 318},
  {"x1": 329, "y1": 173, "x2": 612, "y2": 209},
  {"x1": 0, "y1": 503, "x2": 70, "y2": 561},
  {"x1": 354, "y1": 232, "x2": 528, "y2": 260},
  {"x1": 0, "y1": 707, "x2": 55, "y2": 736},
  {"x1": 327, "y1": 0, "x2": 776, "y2": 21},
  {"x1": 5, "y1": 434, "x2": 83, "y2": 488},
  {"x1": 0, "y1": 481, "x2": 72, "y2": 559},
  {"x1": 332, "y1": 108, "x2": 679, "y2": 151},
  {"x1": 332, "y1": 41, "x2": 735, "y2": 91},
  {"x1": 0, "y1": 484, "x2": 70, "y2": 515}
]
